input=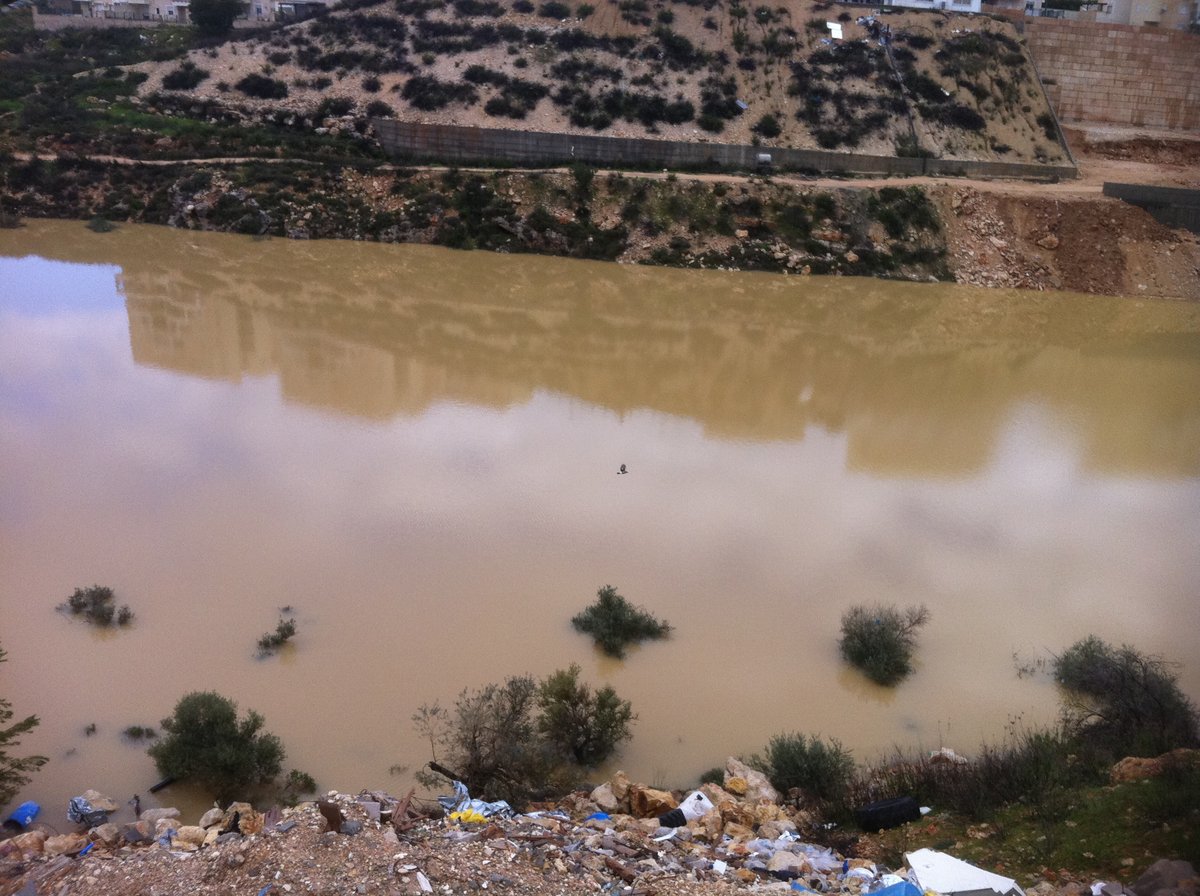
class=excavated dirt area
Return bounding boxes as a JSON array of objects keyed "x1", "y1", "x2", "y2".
[{"x1": 929, "y1": 126, "x2": 1200, "y2": 298}]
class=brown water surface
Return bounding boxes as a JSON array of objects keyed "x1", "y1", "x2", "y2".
[{"x1": 1, "y1": 220, "x2": 1198, "y2": 823}]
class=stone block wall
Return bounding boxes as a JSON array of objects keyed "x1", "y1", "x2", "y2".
[
  {"x1": 1025, "y1": 20, "x2": 1200, "y2": 131},
  {"x1": 372, "y1": 120, "x2": 1078, "y2": 181}
]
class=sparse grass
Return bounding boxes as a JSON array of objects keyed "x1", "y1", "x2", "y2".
[{"x1": 571, "y1": 585, "x2": 671, "y2": 658}]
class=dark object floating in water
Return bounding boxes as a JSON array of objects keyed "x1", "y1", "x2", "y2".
[{"x1": 148, "y1": 776, "x2": 176, "y2": 794}]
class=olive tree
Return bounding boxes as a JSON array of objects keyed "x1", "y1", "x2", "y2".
[
  {"x1": 148, "y1": 691, "x2": 284, "y2": 802},
  {"x1": 0, "y1": 646, "x2": 47, "y2": 806}
]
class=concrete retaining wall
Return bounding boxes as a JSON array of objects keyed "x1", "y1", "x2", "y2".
[
  {"x1": 1024, "y1": 20, "x2": 1200, "y2": 131},
  {"x1": 1103, "y1": 182, "x2": 1200, "y2": 232},
  {"x1": 373, "y1": 120, "x2": 1078, "y2": 181}
]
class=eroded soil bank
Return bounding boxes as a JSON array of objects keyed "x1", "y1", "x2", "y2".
[{"x1": 2, "y1": 155, "x2": 1197, "y2": 299}]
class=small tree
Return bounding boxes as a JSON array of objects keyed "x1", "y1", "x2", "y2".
[
  {"x1": 1054, "y1": 636, "x2": 1199, "y2": 758},
  {"x1": 189, "y1": 0, "x2": 244, "y2": 36},
  {"x1": 839, "y1": 604, "x2": 930, "y2": 686},
  {"x1": 148, "y1": 691, "x2": 284, "y2": 802},
  {"x1": 538, "y1": 664, "x2": 633, "y2": 766},
  {"x1": 571, "y1": 585, "x2": 671, "y2": 658},
  {"x1": 0, "y1": 646, "x2": 47, "y2": 806}
]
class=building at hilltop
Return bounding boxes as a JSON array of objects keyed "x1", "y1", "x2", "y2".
[
  {"x1": 987, "y1": 0, "x2": 1198, "y2": 29},
  {"x1": 876, "y1": 0, "x2": 983, "y2": 13},
  {"x1": 55, "y1": 0, "x2": 330, "y2": 23}
]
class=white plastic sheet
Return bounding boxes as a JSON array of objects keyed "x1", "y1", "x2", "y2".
[{"x1": 906, "y1": 848, "x2": 1026, "y2": 896}]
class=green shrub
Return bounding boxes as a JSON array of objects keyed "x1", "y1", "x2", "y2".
[
  {"x1": 838, "y1": 603, "x2": 930, "y2": 686},
  {"x1": 0, "y1": 645, "x2": 47, "y2": 806},
  {"x1": 162, "y1": 62, "x2": 209, "y2": 91},
  {"x1": 235, "y1": 73, "x2": 289, "y2": 99},
  {"x1": 571, "y1": 585, "x2": 671, "y2": 658},
  {"x1": 1054, "y1": 636, "x2": 1200, "y2": 758},
  {"x1": 538, "y1": 0, "x2": 571, "y2": 17},
  {"x1": 401, "y1": 75, "x2": 478, "y2": 111},
  {"x1": 148, "y1": 691, "x2": 285, "y2": 802},
  {"x1": 537, "y1": 664, "x2": 633, "y2": 765},
  {"x1": 282, "y1": 768, "x2": 318, "y2": 803},
  {"x1": 764, "y1": 732, "x2": 855, "y2": 804},
  {"x1": 751, "y1": 113, "x2": 782, "y2": 138},
  {"x1": 122, "y1": 725, "x2": 157, "y2": 741}
]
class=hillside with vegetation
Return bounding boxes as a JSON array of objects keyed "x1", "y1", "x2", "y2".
[{"x1": 127, "y1": 0, "x2": 1068, "y2": 163}]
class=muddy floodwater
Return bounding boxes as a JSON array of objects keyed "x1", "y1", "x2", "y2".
[{"x1": 1, "y1": 219, "x2": 1199, "y2": 823}]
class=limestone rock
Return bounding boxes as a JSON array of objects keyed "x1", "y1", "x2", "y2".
[
  {"x1": 199, "y1": 807, "x2": 225, "y2": 829},
  {"x1": 724, "y1": 776, "x2": 748, "y2": 796},
  {"x1": 44, "y1": 833, "x2": 89, "y2": 856},
  {"x1": 1037, "y1": 234, "x2": 1060, "y2": 250},
  {"x1": 222, "y1": 802, "x2": 265, "y2": 835},
  {"x1": 122, "y1": 821, "x2": 152, "y2": 844},
  {"x1": 1111, "y1": 756, "x2": 1164, "y2": 782},
  {"x1": 173, "y1": 825, "x2": 207, "y2": 847},
  {"x1": 80, "y1": 790, "x2": 119, "y2": 813},
  {"x1": 844, "y1": 250, "x2": 859, "y2": 264},
  {"x1": 757, "y1": 818, "x2": 797, "y2": 839},
  {"x1": 154, "y1": 818, "x2": 178, "y2": 840},
  {"x1": 724, "y1": 757, "x2": 779, "y2": 804},
  {"x1": 722, "y1": 821, "x2": 754, "y2": 840},
  {"x1": 90, "y1": 823, "x2": 121, "y2": 847},
  {"x1": 628, "y1": 785, "x2": 676, "y2": 818},
  {"x1": 0, "y1": 830, "x2": 46, "y2": 859},
  {"x1": 140, "y1": 807, "x2": 180, "y2": 826},
  {"x1": 609, "y1": 770, "x2": 631, "y2": 804},
  {"x1": 590, "y1": 782, "x2": 619, "y2": 813}
]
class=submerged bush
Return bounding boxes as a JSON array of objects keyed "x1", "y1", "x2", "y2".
[
  {"x1": 257, "y1": 617, "x2": 297, "y2": 656},
  {"x1": 149, "y1": 691, "x2": 285, "y2": 802},
  {"x1": 1054, "y1": 636, "x2": 1199, "y2": 758},
  {"x1": 838, "y1": 603, "x2": 929, "y2": 686},
  {"x1": 62, "y1": 585, "x2": 133, "y2": 627},
  {"x1": 537, "y1": 664, "x2": 633, "y2": 766},
  {"x1": 571, "y1": 585, "x2": 671, "y2": 658}
]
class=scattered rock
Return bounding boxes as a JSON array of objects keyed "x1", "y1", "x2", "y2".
[
  {"x1": 139, "y1": 807, "x2": 180, "y2": 826},
  {"x1": 628, "y1": 785, "x2": 676, "y2": 818},
  {"x1": 43, "y1": 833, "x2": 89, "y2": 856},
  {"x1": 1131, "y1": 859, "x2": 1198, "y2": 896},
  {"x1": 89, "y1": 823, "x2": 121, "y2": 847}
]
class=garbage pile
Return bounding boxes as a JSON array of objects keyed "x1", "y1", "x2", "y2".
[{"x1": 0, "y1": 756, "x2": 1194, "y2": 896}]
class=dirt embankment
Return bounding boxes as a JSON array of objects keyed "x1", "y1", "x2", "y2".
[{"x1": 1, "y1": 126, "x2": 1197, "y2": 299}]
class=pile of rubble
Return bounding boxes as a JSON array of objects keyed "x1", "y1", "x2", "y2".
[{"x1": 1, "y1": 757, "x2": 1195, "y2": 896}]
